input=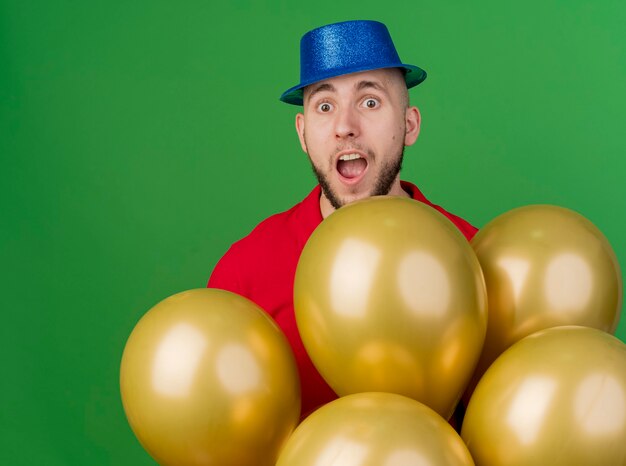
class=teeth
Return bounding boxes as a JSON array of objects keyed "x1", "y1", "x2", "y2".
[{"x1": 339, "y1": 153, "x2": 361, "y2": 161}]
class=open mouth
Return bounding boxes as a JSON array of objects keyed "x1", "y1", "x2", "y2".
[{"x1": 336, "y1": 152, "x2": 369, "y2": 183}]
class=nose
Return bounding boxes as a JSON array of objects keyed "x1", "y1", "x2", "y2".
[{"x1": 334, "y1": 106, "x2": 360, "y2": 140}]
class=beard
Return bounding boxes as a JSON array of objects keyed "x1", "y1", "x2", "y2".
[{"x1": 308, "y1": 145, "x2": 405, "y2": 210}]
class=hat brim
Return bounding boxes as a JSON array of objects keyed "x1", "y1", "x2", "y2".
[{"x1": 279, "y1": 64, "x2": 427, "y2": 106}]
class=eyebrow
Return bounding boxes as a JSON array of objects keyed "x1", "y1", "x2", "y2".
[
  {"x1": 306, "y1": 83, "x2": 335, "y2": 102},
  {"x1": 305, "y1": 79, "x2": 390, "y2": 104},
  {"x1": 356, "y1": 80, "x2": 386, "y2": 93}
]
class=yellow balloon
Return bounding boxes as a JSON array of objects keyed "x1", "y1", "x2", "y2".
[
  {"x1": 470, "y1": 205, "x2": 622, "y2": 381},
  {"x1": 462, "y1": 326, "x2": 626, "y2": 466},
  {"x1": 277, "y1": 392, "x2": 475, "y2": 466},
  {"x1": 120, "y1": 288, "x2": 300, "y2": 466},
  {"x1": 294, "y1": 196, "x2": 487, "y2": 418}
]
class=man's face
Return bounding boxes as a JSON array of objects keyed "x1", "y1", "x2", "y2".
[{"x1": 296, "y1": 68, "x2": 421, "y2": 211}]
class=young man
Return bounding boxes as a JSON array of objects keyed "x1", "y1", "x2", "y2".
[{"x1": 208, "y1": 20, "x2": 477, "y2": 418}]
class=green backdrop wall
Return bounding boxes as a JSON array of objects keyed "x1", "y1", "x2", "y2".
[{"x1": 2, "y1": 0, "x2": 624, "y2": 464}]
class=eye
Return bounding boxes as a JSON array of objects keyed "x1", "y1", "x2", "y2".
[
  {"x1": 318, "y1": 102, "x2": 333, "y2": 113},
  {"x1": 363, "y1": 98, "x2": 380, "y2": 109}
]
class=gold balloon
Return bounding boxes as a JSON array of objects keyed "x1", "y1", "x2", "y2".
[
  {"x1": 294, "y1": 196, "x2": 487, "y2": 419},
  {"x1": 470, "y1": 205, "x2": 622, "y2": 381},
  {"x1": 462, "y1": 326, "x2": 626, "y2": 466},
  {"x1": 120, "y1": 288, "x2": 300, "y2": 466},
  {"x1": 277, "y1": 392, "x2": 475, "y2": 466}
]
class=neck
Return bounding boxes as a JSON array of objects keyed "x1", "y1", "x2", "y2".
[
  {"x1": 319, "y1": 178, "x2": 409, "y2": 219},
  {"x1": 320, "y1": 195, "x2": 335, "y2": 219}
]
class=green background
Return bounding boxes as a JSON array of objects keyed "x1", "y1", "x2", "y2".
[{"x1": 2, "y1": 0, "x2": 624, "y2": 464}]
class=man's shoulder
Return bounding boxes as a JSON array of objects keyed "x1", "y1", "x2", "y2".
[
  {"x1": 225, "y1": 185, "x2": 322, "y2": 257},
  {"x1": 208, "y1": 187, "x2": 321, "y2": 292},
  {"x1": 402, "y1": 180, "x2": 478, "y2": 241},
  {"x1": 231, "y1": 208, "x2": 297, "y2": 253}
]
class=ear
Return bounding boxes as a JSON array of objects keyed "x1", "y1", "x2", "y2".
[
  {"x1": 295, "y1": 113, "x2": 307, "y2": 153},
  {"x1": 404, "y1": 106, "x2": 421, "y2": 146}
]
